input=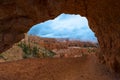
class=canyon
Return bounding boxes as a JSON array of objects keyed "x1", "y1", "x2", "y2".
[
  {"x1": 0, "y1": 35, "x2": 97, "y2": 62},
  {"x1": 0, "y1": 0, "x2": 120, "y2": 75}
]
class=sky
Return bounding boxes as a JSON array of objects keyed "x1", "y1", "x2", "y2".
[{"x1": 28, "y1": 13, "x2": 98, "y2": 43}]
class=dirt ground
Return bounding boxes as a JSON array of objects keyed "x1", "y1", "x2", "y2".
[{"x1": 0, "y1": 54, "x2": 119, "y2": 80}]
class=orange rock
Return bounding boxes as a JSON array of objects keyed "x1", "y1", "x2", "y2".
[{"x1": 0, "y1": 0, "x2": 120, "y2": 73}]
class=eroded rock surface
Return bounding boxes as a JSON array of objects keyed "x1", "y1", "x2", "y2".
[{"x1": 0, "y1": 0, "x2": 120, "y2": 73}]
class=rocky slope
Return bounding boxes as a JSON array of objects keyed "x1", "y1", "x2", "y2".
[
  {"x1": 0, "y1": 35, "x2": 55, "y2": 62},
  {"x1": 0, "y1": 0, "x2": 120, "y2": 73},
  {"x1": 0, "y1": 35, "x2": 96, "y2": 62}
]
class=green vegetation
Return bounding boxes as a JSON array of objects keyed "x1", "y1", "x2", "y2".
[
  {"x1": 0, "y1": 54, "x2": 4, "y2": 59},
  {"x1": 18, "y1": 42, "x2": 55, "y2": 59}
]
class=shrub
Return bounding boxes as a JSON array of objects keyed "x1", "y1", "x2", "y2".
[
  {"x1": 18, "y1": 41, "x2": 55, "y2": 59},
  {"x1": 18, "y1": 42, "x2": 31, "y2": 58},
  {"x1": 32, "y1": 46, "x2": 39, "y2": 57},
  {"x1": 0, "y1": 54, "x2": 4, "y2": 59}
]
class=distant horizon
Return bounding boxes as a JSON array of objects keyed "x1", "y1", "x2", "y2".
[
  {"x1": 28, "y1": 13, "x2": 98, "y2": 43},
  {"x1": 28, "y1": 34, "x2": 98, "y2": 44}
]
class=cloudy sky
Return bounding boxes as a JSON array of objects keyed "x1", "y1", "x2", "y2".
[{"x1": 28, "y1": 13, "x2": 98, "y2": 43}]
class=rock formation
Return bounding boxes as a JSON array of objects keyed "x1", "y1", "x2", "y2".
[{"x1": 0, "y1": 0, "x2": 120, "y2": 73}]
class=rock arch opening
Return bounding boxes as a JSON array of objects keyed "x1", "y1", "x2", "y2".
[
  {"x1": 28, "y1": 13, "x2": 98, "y2": 43},
  {"x1": 0, "y1": 0, "x2": 120, "y2": 74},
  {"x1": 27, "y1": 13, "x2": 99, "y2": 58}
]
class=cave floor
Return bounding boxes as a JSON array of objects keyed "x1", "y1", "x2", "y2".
[{"x1": 0, "y1": 54, "x2": 118, "y2": 80}]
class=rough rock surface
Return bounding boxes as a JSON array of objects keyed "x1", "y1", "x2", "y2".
[
  {"x1": 0, "y1": 55, "x2": 118, "y2": 80},
  {"x1": 0, "y1": 0, "x2": 120, "y2": 73}
]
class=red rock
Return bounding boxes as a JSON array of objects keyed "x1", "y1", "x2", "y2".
[{"x1": 0, "y1": 0, "x2": 120, "y2": 73}]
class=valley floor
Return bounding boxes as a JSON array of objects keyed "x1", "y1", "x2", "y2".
[{"x1": 0, "y1": 54, "x2": 119, "y2": 80}]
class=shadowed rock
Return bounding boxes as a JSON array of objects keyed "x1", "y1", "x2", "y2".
[{"x1": 0, "y1": 0, "x2": 120, "y2": 73}]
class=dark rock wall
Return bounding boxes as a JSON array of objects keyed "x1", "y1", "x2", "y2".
[{"x1": 0, "y1": 0, "x2": 120, "y2": 72}]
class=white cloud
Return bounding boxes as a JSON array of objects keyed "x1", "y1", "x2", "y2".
[{"x1": 28, "y1": 13, "x2": 98, "y2": 43}]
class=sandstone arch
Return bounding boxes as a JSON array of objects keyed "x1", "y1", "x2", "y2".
[{"x1": 0, "y1": 0, "x2": 120, "y2": 73}]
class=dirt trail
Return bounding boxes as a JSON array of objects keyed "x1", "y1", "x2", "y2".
[{"x1": 0, "y1": 54, "x2": 119, "y2": 80}]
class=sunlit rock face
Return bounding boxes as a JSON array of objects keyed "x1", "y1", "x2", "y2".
[{"x1": 0, "y1": 0, "x2": 120, "y2": 73}]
